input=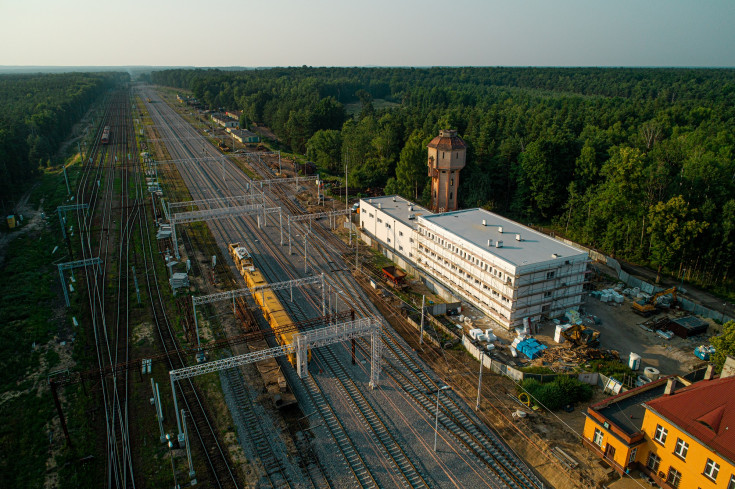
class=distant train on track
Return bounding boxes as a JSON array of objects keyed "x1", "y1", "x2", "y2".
[
  {"x1": 101, "y1": 126, "x2": 110, "y2": 144},
  {"x1": 229, "y1": 242, "x2": 311, "y2": 365}
]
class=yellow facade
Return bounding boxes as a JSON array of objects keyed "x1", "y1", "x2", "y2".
[
  {"x1": 583, "y1": 408, "x2": 645, "y2": 473},
  {"x1": 640, "y1": 410, "x2": 735, "y2": 488}
]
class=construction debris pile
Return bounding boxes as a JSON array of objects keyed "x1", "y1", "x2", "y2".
[{"x1": 538, "y1": 345, "x2": 619, "y2": 366}]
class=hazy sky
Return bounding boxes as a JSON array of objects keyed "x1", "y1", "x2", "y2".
[{"x1": 1, "y1": 0, "x2": 734, "y2": 67}]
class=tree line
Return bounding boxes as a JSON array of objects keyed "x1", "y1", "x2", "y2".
[
  {"x1": 151, "y1": 67, "x2": 735, "y2": 295},
  {"x1": 0, "y1": 72, "x2": 125, "y2": 201}
]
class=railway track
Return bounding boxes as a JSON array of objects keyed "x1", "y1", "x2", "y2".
[
  {"x1": 135, "y1": 96, "x2": 242, "y2": 489},
  {"x1": 70, "y1": 91, "x2": 142, "y2": 488},
  {"x1": 138, "y1": 86, "x2": 547, "y2": 489},
  {"x1": 143, "y1": 90, "x2": 382, "y2": 488}
]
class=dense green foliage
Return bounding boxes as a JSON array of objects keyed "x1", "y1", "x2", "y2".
[
  {"x1": 520, "y1": 375, "x2": 593, "y2": 411},
  {"x1": 0, "y1": 72, "x2": 124, "y2": 199},
  {"x1": 710, "y1": 320, "x2": 735, "y2": 372},
  {"x1": 586, "y1": 359, "x2": 635, "y2": 382},
  {"x1": 151, "y1": 67, "x2": 735, "y2": 290}
]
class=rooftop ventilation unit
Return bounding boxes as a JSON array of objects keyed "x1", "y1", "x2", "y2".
[
  {"x1": 552, "y1": 253, "x2": 560, "y2": 258},
  {"x1": 487, "y1": 239, "x2": 492, "y2": 247},
  {"x1": 392, "y1": 197, "x2": 396, "y2": 202},
  {"x1": 516, "y1": 234, "x2": 522, "y2": 241},
  {"x1": 409, "y1": 205, "x2": 414, "y2": 211},
  {"x1": 378, "y1": 203, "x2": 382, "y2": 209},
  {"x1": 496, "y1": 240, "x2": 503, "y2": 248},
  {"x1": 408, "y1": 213, "x2": 416, "y2": 220},
  {"x1": 482, "y1": 219, "x2": 487, "y2": 226},
  {"x1": 498, "y1": 226, "x2": 503, "y2": 233}
]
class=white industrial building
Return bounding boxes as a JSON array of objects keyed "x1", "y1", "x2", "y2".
[{"x1": 359, "y1": 195, "x2": 589, "y2": 329}]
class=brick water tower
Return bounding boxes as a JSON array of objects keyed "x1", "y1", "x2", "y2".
[{"x1": 427, "y1": 129, "x2": 466, "y2": 212}]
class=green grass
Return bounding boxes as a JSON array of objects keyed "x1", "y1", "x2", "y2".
[{"x1": 0, "y1": 199, "x2": 66, "y2": 487}]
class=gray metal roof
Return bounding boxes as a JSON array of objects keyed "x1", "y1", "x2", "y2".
[
  {"x1": 362, "y1": 195, "x2": 431, "y2": 228},
  {"x1": 418, "y1": 208, "x2": 586, "y2": 267},
  {"x1": 597, "y1": 381, "x2": 668, "y2": 436}
]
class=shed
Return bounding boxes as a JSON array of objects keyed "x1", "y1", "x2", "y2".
[{"x1": 667, "y1": 316, "x2": 708, "y2": 338}]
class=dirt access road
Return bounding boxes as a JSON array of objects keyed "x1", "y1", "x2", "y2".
[
  {"x1": 0, "y1": 184, "x2": 48, "y2": 266},
  {"x1": 598, "y1": 259, "x2": 734, "y2": 322}
]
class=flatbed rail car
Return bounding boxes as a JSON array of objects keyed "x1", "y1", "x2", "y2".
[
  {"x1": 229, "y1": 243, "x2": 311, "y2": 365},
  {"x1": 101, "y1": 126, "x2": 110, "y2": 144}
]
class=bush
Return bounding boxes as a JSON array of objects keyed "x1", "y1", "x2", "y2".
[
  {"x1": 587, "y1": 359, "x2": 634, "y2": 382},
  {"x1": 520, "y1": 366, "x2": 556, "y2": 375},
  {"x1": 519, "y1": 375, "x2": 593, "y2": 411}
]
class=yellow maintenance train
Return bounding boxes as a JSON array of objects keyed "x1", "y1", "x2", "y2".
[{"x1": 229, "y1": 242, "x2": 310, "y2": 365}]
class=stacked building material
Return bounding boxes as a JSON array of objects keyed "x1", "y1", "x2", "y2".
[{"x1": 517, "y1": 338, "x2": 547, "y2": 359}]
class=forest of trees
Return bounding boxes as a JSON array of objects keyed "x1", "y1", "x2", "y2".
[
  {"x1": 151, "y1": 67, "x2": 735, "y2": 294},
  {"x1": 0, "y1": 72, "x2": 125, "y2": 201}
]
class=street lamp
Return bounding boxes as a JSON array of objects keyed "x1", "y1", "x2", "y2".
[{"x1": 426, "y1": 385, "x2": 451, "y2": 452}]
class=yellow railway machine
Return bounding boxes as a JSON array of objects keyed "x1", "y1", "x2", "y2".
[{"x1": 229, "y1": 243, "x2": 311, "y2": 365}]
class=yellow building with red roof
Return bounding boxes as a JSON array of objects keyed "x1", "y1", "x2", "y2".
[{"x1": 583, "y1": 368, "x2": 735, "y2": 488}]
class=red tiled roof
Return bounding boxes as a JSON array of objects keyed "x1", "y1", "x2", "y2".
[
  {"x1": 427, "y1": 134, "x2": 467, "y2": 151},
  {"x1": 645, "y1": 376, "x2": 735, "y2": 464}
]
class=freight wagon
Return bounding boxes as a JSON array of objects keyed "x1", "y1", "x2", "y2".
[{"x1": 101, "y1": 126, "x2": 110, "y2": 144}]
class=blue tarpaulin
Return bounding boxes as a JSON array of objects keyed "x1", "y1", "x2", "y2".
[{"x1": 517, "y1": 338, "x2": 547, "y2": 360}]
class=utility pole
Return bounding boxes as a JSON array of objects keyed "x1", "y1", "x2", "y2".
[
  {"x1": 476, "y1": 350, "x2": 484, "y2": 411},
  {"x1": 63, "y1": 165, "x2": 71, "y2": 196},
  {"x1": 429, "y1": 385, "x2": 450, "y2": 452},
  {"x1": 345, "y1": 155, "x2": 351, "y2": 246},
  {"x1": 182, "y1": 410, "x2": 196, "y2": 481},
  {"x1": 420, "y1": 295, "x2": 425, "y2": 344},
  {"x1": 304, "y1": 232, "x2": 308, "y2": 273}
]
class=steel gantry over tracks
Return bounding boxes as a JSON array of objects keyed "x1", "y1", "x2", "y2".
[
  {"x1": 169, "y1": 315, "x2": 383, "y2": 441},
  {"x1": 167, "y1": 191, "x2": 265, "y2": 214},
  {"x1": 169, "y1": 203, "x2": 282, "y2": 259},
  {"x1": 56, "y1": 203, "x2": 89, "y2": 239},
  {"x1": 191, "y1": 274, "x2": 327, "y2": 347},
  {"x1": 58, "y1": 257, "x2": 102, "y2": 306},
  {"x1": 286, "y1": 208, "x2": 350, "y2": 254}
]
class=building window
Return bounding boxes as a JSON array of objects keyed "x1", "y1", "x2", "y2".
[
  {"x1": 542, "y1": 305, "x2": 550, "y2": 312},
  {"x1": 654, "y1": 424, "x2": 668, "y2": 445},
  {"x1": 674, "y1": 438, "x2": 688, "y2": 460},
  {"x1": 399, "y1": 245, "x2": 403, "y2": 251},
  {"x1": 399, "y1": 231, "x2": 403, "y2": 237},
  {"x1": 546, "y1": 271, "x2": 555, "y2": 279},
  {"x1": 450, "y1": 178, "x2": 454, "y2": 186},
  {"x1": 704, "y1": 459, "x2": 720, "y2": 481},
  {"x1": 544, "y1": 291, "x2": 552, "y2": 298},
  {"x1": 667, "y1": 467, "x2": 682, "y2": 488},
  {"x1": 387, "y1": 238, "x2": 391, "y2": 243},
  {"x1": 726, "y1": 474, "x2": 735, "y2": 489},
  {"x1": 592, "y1": 428, "x2": 603, "y2": 447},
  {"x1": 628, "y1": 447, "x2": 637, "y2": 465},
  {"x1": 647, "y1": 452, "x2": 661, "y2": 472}
]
